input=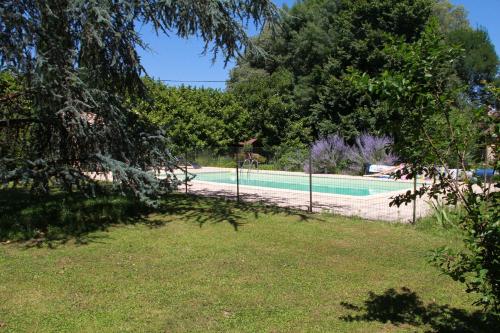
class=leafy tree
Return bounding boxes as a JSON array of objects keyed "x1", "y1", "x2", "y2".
[
  {"x1": 413, "y1": 86, "x2": 498, "y2": 314},
  {"x1": 0, "y1": 0, "x2": 277, "y2": 202},
  {"x1": 0, "y1": 71, "x2": 32, "y2": 163},
  {"x1": 433, "y1": 0, "x2": 469, "y2": 33},
  {"x1": 357, "y1": 23, "x2": 499, "y2": 313},
  {"x1": 229, "y1": 0, "x2": 498, "y2": 147},
  {"x1": 432, "y1": 0, "x2": 498, "y2": 102},
  {"x1": 448, "y1": 28, "x2": 499, "y2": 102},
  {"x1": 230, "y1": 0, "x2": 435, "y2": 143},
  {"x1": 348, "y1": 21, "x2": 476, "y2": 164},
  {"x1": 228, "y1": 67, "x2": 303, "y2": 147},
  {"x1": 134, "y1": 79, "x2": 251, "y2": 153}
]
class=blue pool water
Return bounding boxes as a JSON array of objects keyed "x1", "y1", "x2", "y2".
[{"x1": 193, "y1": 171, "x2": 414, "y2": 196}]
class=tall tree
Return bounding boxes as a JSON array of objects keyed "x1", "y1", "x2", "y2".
[
  {"x1": 448, "y1": 28, "x2": 499, "y2": 102},
  {"x1": 433, "y1": 0, "x2": 469, "y2": 33},
  {"x1": 0, "y1": 1, "x2": 277, "y2": 202},
  {"x1": 350, "y1": 22, "x2": 499, "y2": 313},
  {"x1": 229, "y1": 0, "x2": 434, "y2": 143},
  {"x1": 432, "y1": 0, "x2": 498, "y2": 102},
  {"x1": 229, "y1": 0, "x2": 498, "y2": 147}
]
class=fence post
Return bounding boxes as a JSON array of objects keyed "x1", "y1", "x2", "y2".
[
  {"x1": 484, "y1": 149, "x2": 488, "y2": 184},
  {"x1": 184, "y1": 150, "x2": 188, "y2": 194},
  {"x1": 236, "y1": 148, "x2": 240, "y2": 203},
  {"x1": 309, "y1": 148, "x2": 313, "y2": 213},
  {"x1": 412, "y1": 174, "x2": 417, "y2": 224}
]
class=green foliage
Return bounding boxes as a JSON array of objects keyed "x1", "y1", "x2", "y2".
[
  {"x1": 229, "y1": 0, "x2": 498, "y2": 148},
  {"x1": 447, "y1": 28, "x2": 499, "y2": 102},
  {"x1": 0, "y1": 71, "x2": 33, "y2": 163},
  {"x1": 272, "y1": 139, "x2": 309, "y2": 171},
  {"x1": 433, "y1": 0, "x2": 469, "y2": 33},
  {"x1": 189, "y1": 151, "x2": 236, "y2": 168},
  {"x1": 387, "y1": 73, "x2": 500, "y2": 313},
  {"x1": 428, "y1": 200, "x2": 463, "y2": 229},
  {"x1": 355, "y1": 21, "x2": 499, "y2": 312},
  {"x1": 230, "y1": 0, "x2": 435, "y2": 143},
  {"x1": 134, "y1": 79, "x2": 250, "y2": 154},
  {"x1": 242, "y1": 143, "x2": 253, "y2": 153},
  {"x1": 349, "y1": 20, "x2": 474, "y2": 164},
  {"x1": 361, "y1": 28, "x2": 499, "y2": 313},
  {"x1": 433, "y1": 0, "x2": 498, "y2": 102},
  {"x1": 228, "y1": 67, "x2": 300, "y2": 147},
  {"x1": 0, "y1": 0, "x2": 277, "y2": 203},
  {"x1": 429, "y1": 189, "x2": 499, "y2": 312}
]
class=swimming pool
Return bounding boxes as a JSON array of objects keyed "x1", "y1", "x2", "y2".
[{"x1": 193, "y1": 171, "x2": 415, "y2": 197}]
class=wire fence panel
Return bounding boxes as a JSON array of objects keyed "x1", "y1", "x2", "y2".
[
  {"x1": 184, "y1": 148, "x2": 238, "y2": 200},
  {"x1": 181, "y1": 146, "x2": 432, "y2": 223}
]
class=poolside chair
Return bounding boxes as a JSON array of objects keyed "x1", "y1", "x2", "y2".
[{"x1": 364, "y1": 164, "x2": 404, "y2": 178}]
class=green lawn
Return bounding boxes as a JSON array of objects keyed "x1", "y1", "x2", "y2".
[{"x1": 0, "y1": 192, "x2": 496, "y2": 332}]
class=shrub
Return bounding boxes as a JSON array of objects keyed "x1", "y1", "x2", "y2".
[
  {"x1": 389, "y1": 83, "x2": 500, "y2": 314},
  {"x1": 305, "y1": 135, "x2": 349, "y2": 173},
  {"x1": 235, "y1": 152, "x2": 267, "y2": 164},
  {"x1": 273, "y1": 140, "x2": 309, "y2": 171},
  {"x1": 191, "y1": 151, "x2": 235, "y2": 168},
  {"x1": 347, "y1": 133, "x2": 398, "y2": 174}
]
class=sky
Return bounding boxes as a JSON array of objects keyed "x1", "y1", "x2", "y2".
[{"x1": 137, "y1": 0, "x2": 500, "y2": 90}]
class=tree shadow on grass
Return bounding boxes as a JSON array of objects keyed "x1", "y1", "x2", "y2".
[
  {"x1": 0, "y1": 188, "x2": 158, "y2": 247},
  {"x1": 157, "y1": 193, "x2": 315, "y2": 231},
  {"x1": 340, "y1": 287, "x2": 499, "y2": 332},
  {"x1": 0, "y1": 189, "x2": 315, "y2": 246}
]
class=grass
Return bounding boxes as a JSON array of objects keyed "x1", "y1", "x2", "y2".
[{"x1": 0, "y1": 190, "x2": 497, "y2": 332}]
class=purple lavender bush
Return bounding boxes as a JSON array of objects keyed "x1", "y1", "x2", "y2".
[
  {"x1": 304, "y1": 135, "x2": 349, "y2": 173},
  {"x1": 346, "y1": 133, "x2": 398, "y2": 174}
]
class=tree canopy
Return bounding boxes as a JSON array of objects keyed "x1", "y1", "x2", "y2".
[
  {"x1": 134, "y1": 79, "x2": 251, "y2": 153},
  {"x1": 448, "y1": 27, "x2": 499, "y2": 101},
  {"x1": 229, "y1": 0, "x2": 435, "y2": 143},
  {"x1": 229, "y1": 0, "x2": 498, "y2": 149},
  {"x1": 0, "y1": 0, "x2": 278, "y2": 202}
]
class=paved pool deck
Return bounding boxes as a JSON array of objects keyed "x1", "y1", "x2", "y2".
[{"x1": 184, "y1": 167, "x2": 431, "y2": 223}]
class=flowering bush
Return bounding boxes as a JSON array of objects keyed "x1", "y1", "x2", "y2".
[
  {"x1": 304, "y1": 133, "x2": 398, "y2": 174},
  {"x1": 347, "y1": 133, "x2": 398, "y2": 174},
  {"x1": 304, "y1": 135, "x2": 349, "y2": 173}
]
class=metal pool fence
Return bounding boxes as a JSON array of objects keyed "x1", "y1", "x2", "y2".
[{"x1": 175, "y1": 147, "x2": 432, "y2": 223}]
